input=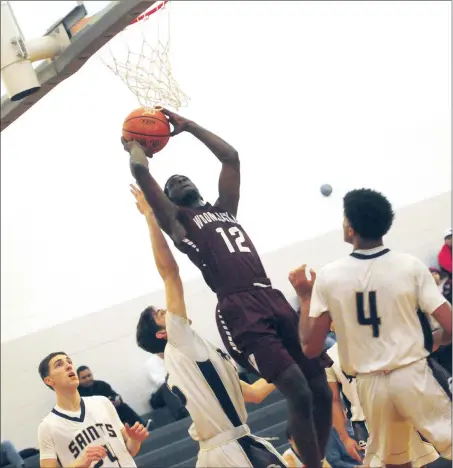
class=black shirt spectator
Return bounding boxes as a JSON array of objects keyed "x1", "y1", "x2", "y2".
[{"x1": 77, "y1": 366, "x2": 143, "y2": 427}]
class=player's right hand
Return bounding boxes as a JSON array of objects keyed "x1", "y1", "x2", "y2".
[
  {"x1": 288, "y1": 264, "x2": 317, "y2": 297},
  {"x1": 161, "y1": 108, "x2": 193, "y2": 136},
  {"x1": 79, "y1": 445, "x2": 107, "y2": 467},
  {"x1": 130, "y1": 184, "x2": 153, "y2": 217},
  {"x1": 342, "y1": 437, "x2": 364, "y2": 463}
]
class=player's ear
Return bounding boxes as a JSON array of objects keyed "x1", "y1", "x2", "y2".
[{"x1": 44, "y1": 376, "x2": 54, "y2": 388}]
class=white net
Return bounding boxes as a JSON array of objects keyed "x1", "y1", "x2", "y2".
[{"x1": 101, "y1": 0, "x2": 189, "y2": 111}]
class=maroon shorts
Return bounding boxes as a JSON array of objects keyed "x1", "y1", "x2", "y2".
[{"x1": 216, "y1": 287, "x2": 323, "y2": 383}]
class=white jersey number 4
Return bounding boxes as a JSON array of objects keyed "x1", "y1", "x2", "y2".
[{"x1": 356, "y1": 291, "x2": 381, "y2": 338}]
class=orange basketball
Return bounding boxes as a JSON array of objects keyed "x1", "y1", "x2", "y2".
[{"x1": 122, "y1": 108, "x2": 170, "y2": 154}]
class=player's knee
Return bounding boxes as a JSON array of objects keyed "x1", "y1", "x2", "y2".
[{"x1": 274, "y1": 364, "x2": 314, "y2": 417}]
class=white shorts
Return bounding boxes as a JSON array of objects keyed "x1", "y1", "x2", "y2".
[
  {"x1": 357, "y1": 358, "x2": 451, "y2": 466},
  {"x1": 366, "y1": 430, "x2": 439, "y2": 467},
  {"x1": 196, "y1": 425, "x2": 286, "y2": 468}
]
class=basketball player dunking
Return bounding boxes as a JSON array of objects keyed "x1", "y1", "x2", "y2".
[
  {"x1": 131, "y1": 184, "x2": 286, "y2": 467},
  {"x1": 289, "y1": 189, "x2": 452, "y2": 468},
  {"x1": 37, "y1": 352, "x2": 149, "y2": 467},
  {"x1": 121, "y1": 109, "x2": 333, "y2": 468}
]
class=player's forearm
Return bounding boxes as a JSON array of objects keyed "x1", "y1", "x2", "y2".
[
  {"x1": 332, "y1": 399, "x2": 350, "y2": 443},
  {"x1": 146, "y1": 212, "x2": 180, "y2": 279},
  {"x1": 298, "y1": 295, "x2": 311, "y2": 344},
  {"x1": 241, "y1": 378, "x2": 275, "y2": 403},
  {"x1": 432, "y1": 328, "x2": 452, "y2": 351},
  {"x1": 186, "y1": 121, "x2": 239, "y2": 164},
  {"x1": 126, "y1": 438, "x2": 141, "y2": 457},
  {"x1": 132, "y1": 165, "x2": 185, "y2": 242}
]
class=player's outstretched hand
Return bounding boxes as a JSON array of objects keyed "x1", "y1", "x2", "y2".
[
  {"x1": 161, "y1": 108, "x2": 193, "y2": 136},
  {"x1": 79, "y1": 445, "x2": 107, "y2": 467},
  {"x1": 121, "y1": 137, "x2": 154, "y2": 162},
  {"x1": 125, "y1": 422, "x2": 150, "y2": 442},
  {"x1": 288, "y1": 264, "x2": 316, "y2": 297},
  {"x1": 342, "y1": 436, "x2": 364, "y2": 463},
  {"x1": 130, "y1": 184, "x2": 153, "y2": 217}
]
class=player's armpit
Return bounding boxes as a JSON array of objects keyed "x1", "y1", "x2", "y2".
[
  {"x1": 240, "y1": 378, "x2": 275, "y2": 404},
  {"x1": 132, "y1": 165, "x2": 186, "y2": 243},
  {"x1": 432, "y1": 301, "x2": 452, "y2": 344}
]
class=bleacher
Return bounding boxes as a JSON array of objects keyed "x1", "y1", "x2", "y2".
[{"x1": 7, "y1": 386, "x2": 450, "y2": 468}]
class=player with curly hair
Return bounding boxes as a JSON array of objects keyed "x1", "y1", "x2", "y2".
[{"x1": 289, "y1": 188, "x2": 452, "y2": 468}]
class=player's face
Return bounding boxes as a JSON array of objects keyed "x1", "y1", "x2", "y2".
[
  {"x1": 153, "y1": 308, "x2": 168, "y2": 340},
  {"x1": 166, "y1": 175, "x2": 200, "y2": 205},
  {"x1": 445, "y1": 235, "x2": 452, "y2": 247},
  {"x1": 343, "y1": 216, "x2": 354, "y2": 244},
  {"x1": 45, "y1": 354, "x2": 79, "y2": 390},
  {"x1": 78, "y1": 369, "x2": 94, "y2": 387}
]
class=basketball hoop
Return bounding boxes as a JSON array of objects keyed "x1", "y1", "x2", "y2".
[{"x1": 100, "y1": 0, "x2": 189, "y2": 112}]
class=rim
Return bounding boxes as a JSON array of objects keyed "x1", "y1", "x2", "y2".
[{"x1": 129, "y1": 0, "x2": 169, "y2": 26}]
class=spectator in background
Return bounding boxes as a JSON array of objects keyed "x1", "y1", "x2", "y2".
[
  {"x1": 438, "y1": 228, "x2": 452, "y2": 278},
  {"x1": 145, "y1": 354, "x2": 189, "y2": 421},
  {"x1": 0, "y1": 441, "x2": 24, "y2": 468},
  {"x1": 77, "y1": 365, "x2": 143, "y2": 427}
]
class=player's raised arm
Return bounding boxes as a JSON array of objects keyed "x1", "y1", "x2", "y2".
[
  {"x1": 122, "y1": 139, "x2": 187, "y2": 244},
  {"x1": 289, "y1": 265, "x2": 332, "y2": 359},
  {"x1": 162, "y1": 109, "x2": 241, "y2": 217},
  {"x1": 131, "y1": 184, "x2": 187, "y2": 320}
]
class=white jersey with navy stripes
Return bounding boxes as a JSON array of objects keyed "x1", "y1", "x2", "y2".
[
  {"x1": 38, "y1": 396, "x2": 136, "y2": 467},
  {"x1": 309, "y1": 247, "x2": 447, "y2": 376},
  {"x1": 164, "y1": 311, "x2": 247, "y2": 442}
]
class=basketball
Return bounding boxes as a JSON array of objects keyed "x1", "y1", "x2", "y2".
[{"x1": 122, "y1": 108, "x2": 171, "y2": 154}]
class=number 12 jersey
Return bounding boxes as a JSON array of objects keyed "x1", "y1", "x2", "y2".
[{"x1": 175, "y1": 203, "x2": 267, "y2": 294}]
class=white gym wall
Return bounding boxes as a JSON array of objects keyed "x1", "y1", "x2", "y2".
[{"x1": 1, "y1": 191, "x2": 451, "y2": 449}]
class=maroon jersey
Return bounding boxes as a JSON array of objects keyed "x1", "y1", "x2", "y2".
[{"x1": 175, "y1": 203, "x2": 268, "y2": 294}]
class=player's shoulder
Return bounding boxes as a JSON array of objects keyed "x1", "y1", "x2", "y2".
[{"x1": 386, "y1": 250, "x2": 427, "y2": 272}]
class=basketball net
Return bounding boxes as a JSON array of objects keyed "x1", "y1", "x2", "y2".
[{"x1": 99, "y1": 0, "x2": 189, "y2": 112}]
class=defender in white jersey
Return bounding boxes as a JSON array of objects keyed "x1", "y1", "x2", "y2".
[
  {"x1": 37, "y1": 352, "x2": 149, "y2": 467},
  {"x1": 289, "y1": 189, "x2": 452, "y2": 467},
  {"x1": 326, "y1": 342, "x2": 440, "y2": 467},
  {"x1": 131, "y1": 185, "x2": 286, "y2": 467}
]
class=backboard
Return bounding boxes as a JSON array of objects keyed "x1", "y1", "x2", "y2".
[{"x1": 0, "y1": 0, "x2": 158, "y2": 132}]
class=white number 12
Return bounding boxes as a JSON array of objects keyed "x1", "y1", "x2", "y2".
[{"x1": 216, "y1": 227, "x2": 251, "y2": 253}]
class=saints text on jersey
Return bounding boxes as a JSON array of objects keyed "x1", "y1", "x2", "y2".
[{"x1": 69, "y1": 423, "x2": 118, "y2": 459}]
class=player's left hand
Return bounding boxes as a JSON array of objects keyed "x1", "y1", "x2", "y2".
[
  {"x1": 288, "y1": 264, "x2": 316, "y2": 297},
  {"x1": 161, "y1": 108, "x2": 193, "y2": 136},
  {"x1": 121, "y1": 137, "x2": 154, "y2": 161},
  {"x1": 125, "y1": 422, "x2": 150, "y2": 441}
]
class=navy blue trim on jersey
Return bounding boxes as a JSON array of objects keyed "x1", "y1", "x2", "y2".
[
  {"x1": 417, "y1": 309, "x2": 434, "y2": 352},
  {"x1": 51, "y1": 398, "x2": 86, "y2": 422},
  {"x1": 237, "y1": 435, "x2": 284, "y2": 467},
  {"x1": 197, "y1": 360, "x2": 242, "y2": 427},
  {"x1": 350, "y1": 248, "x2": 390, "y2": 260}
]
